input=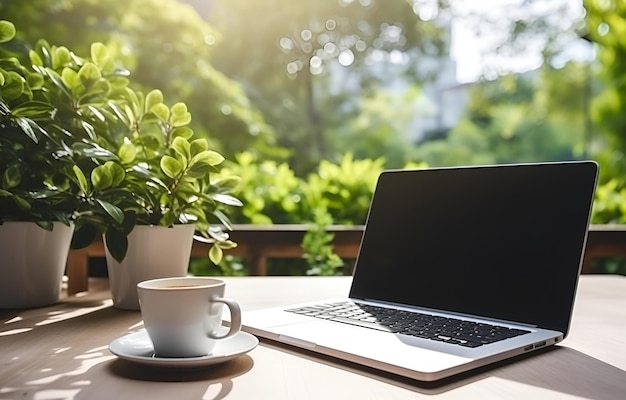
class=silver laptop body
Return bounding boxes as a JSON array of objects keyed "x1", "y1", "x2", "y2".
[{"x1": 242, "y1": 161, "x2": 598, "y2": 381}]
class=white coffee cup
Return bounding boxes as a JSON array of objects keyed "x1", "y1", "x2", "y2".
[{"x1": 137, "y1": 277, "x2": 242, "y2": 358}]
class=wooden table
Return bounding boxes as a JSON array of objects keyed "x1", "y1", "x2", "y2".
[{"x1": 1, "y1": 276, "x2": 625, "y2": 399}]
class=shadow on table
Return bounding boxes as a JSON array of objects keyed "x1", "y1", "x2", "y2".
[
  {"x1": 262, "y1": 340, "x2": 626, "y2": 397},
  {"x1": 487, "y1": 346, "x2": 626, "y2": 399},
  {"x1": 108, "y1": 354, "x2": 253, "y2": 382},
  {"x1": 107, "y1": 355, "x2": 253, "y2": 400},
  {"x1": 1, "y1": 301, "x2": 251, "y2": 400},
  {"x1": 1, "y1": 292, "x2": 115, "y2": 335}
]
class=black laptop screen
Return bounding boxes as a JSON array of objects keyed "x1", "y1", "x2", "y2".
[{"x1": 349, "y1": 161, "x2": 598, "y2": 335}]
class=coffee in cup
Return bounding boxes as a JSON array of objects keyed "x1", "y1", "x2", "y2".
[{"x1": 137, "y1": 277, "x2": 242, "y2": 358}]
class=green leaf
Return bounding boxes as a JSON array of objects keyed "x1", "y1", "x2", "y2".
[
  {"x1": 78, "y1": 63, "x2": 101, "y2": 86},
  {"x1": 120, "y1": 86, "x2": 140, "y2": 111},
  {"x1": 172, "y1": 127, "x2": 194, "y2": 140},
  {"x1": 191, "y1": 150, "x2": 224, "y2": 166},
  {"x1": 140, "y1": 135, "x2": 161, "y2": 152},
  {"x1": 0, "y1": 20, "x2": 16, "y2": 43},
  {"x1": 105, "y1": 161, "x2": 125, "y2": 186},
  {"x1": 160, "y1": 212, "x2": 176, "y2": 227},
  {"x1": 91, "y1": 165, "x2": 113, "y2": 190},
  {"x1": 186, "y1": 162, "x2": 212, "y2": 178},
  {"x1": 71, "y1": 223, "x2": 98, "y2": 249},
  {"x1": 1, "y1": 70, "x2": 25, "y2": 100},
  {"x1": 109, "y1": 76, "x2": 129, "y2": 90},
  {"x1": 90, "y1": 42, "x2": 113, "y2": 71},
  {"x1": 41, "y1": 68, "x2": 72, "y2": 99},
  {"x1": 61, "y1": 67, "x2": 80, "y2": 91},
  {"x1": 34, "y1": 39, "x2": 52, "y2": 66},
  {"x1": 36, "y1": 221, "x2": 54, "y2": 231},
  {"x1": 118, "y1": 142, "x2": 137, "y2": 164},
  {"x1": 104, "y1": 227, "x2": 128, "y2": 263},
  {"x1": 212, "y1": 193, "x2": 244, "y2": 207},
  {"x1": 29, "y1": 49, "x2": 43, "y2": 67},
  {"x1": 25, "y1": 72, "x2": 44, "y2": 90},
  {"x1": 209, "y1": 244, "x2": 223, "y2": 265},
  {"x1": 84, "y1": 78, "x2": 110, "y2": 97},
  {"x1": 85, "y1": 104, "x2": 105, "y2": 123},
  {"x1": 30, "y1": 189, "x2": 58, "y2": 200},
  {"x1": 14, "y1": 195, "x2": 31, "y2": 211},
  {"x1": 145, "y1": 180, "x2": 167, "y2": 201},
  {"x1": 2, "y1": 165, "x2": 21, "y2": 189},
  {"x1": 15, "y1": 117, "x2": 40, "y2": 142},
  {"x1": 123, "y1": 104, "x2": 137, "y2": 129},
  {"x1": 212, "y1": 209, "x2": 234, "y2": 230},
  {"x1": 207, "y1": 226, "x2": 229, "y2": 242},
  {"x1": 174, "y1": 180, "x2": 197, "y2": 196},
  {"x1": 170, "y1": 102, "x2": 191, "y2": 127},
  {"x1": 189, "y1": 138, "x2": 208, "y2": 156},
  {"x1": 131, "y1": 164, "x2": 154, "y2": 181},
  {"x1": 97, "y1": 199, "x2": 124, "y2": 224},
  {"x1": 52, "y1": 46, "x2": 71, "y2": 69},
  {"x1": 120, "y1": 211, "x2": 137, "y2": 234},
  {"x1": 150, "y1": 103, "x2": 169, "y2": 122},
  {"x1": 160, "y1": 155, "x2": 183, "y2": 179},
  {"x1": 145, "y1": 89, "x2": 163, "y2": 114},
  {"x1": 107, "y1": 102, "x2": 128, "y2": 124},
  {"x1": 213, "y1": 175, "x2": 241, "y2": 190},
  {"x1": 171, "y1": 136, "x2": 191, "y2": 161},
  {"x1": 217, "y1": 239, "x2": 238, "y2": 250},
  {"x1": 73, "y1": 165, "x2": 90, "y2": 194},
  {"x1": 11, "y1": 101, "x2": 55, "y2": 118},
  {"x1": 73, "y1": 143, "x2": 118, "y2": 160}
]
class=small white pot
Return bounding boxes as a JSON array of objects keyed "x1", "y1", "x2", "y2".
[
  {"x1": 105, "y1": 224, "x2": 195, "y2": 310},
  {"x1": 0, "y1": 221, "x2": 74, "y2": 308}
]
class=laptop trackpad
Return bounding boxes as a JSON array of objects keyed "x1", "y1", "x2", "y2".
[
  {"x1": 269, "y1": 319, "x2": 471, "y2": 374},
  {"x1": 275, "y1": 318, "x2": 470, "y2": 355}
]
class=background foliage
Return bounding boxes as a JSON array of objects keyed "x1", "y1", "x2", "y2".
[
  {"x1": 208, "y1": 0, "x2": 448, "y2": 174},
  {"x1": 0, "y1": 0, "x2": 277, "y2": 160},
  {"x1": 584, "y1": 0, "x2": 626, "y2": 225},
  {"x1": 2, "y1": 0, "x2": 626, "y2": 274}
]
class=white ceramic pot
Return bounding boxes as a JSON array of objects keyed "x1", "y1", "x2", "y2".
[
  {"x1": 0, "y1": 221, "x2": 74, "y2": 308},
  {"x1": 105, "y1": 224, "x2": 195, "y2": 310}
]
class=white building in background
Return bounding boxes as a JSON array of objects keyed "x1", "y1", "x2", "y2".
[
  {"x1": 413, "y1": 55, "x2": 469, "y2": 142},
  {"x1": 343, "y1": 17, "x2": 470, "y2": 144}
]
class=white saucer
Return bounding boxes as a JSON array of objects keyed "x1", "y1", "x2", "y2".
[{"x1": 108, "y1": 330, "x2": 258, "y2": 368}]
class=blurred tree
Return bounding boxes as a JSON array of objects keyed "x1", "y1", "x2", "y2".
[
  {"x1": 584, "y1": 0, "x2": 626, "y2": 178},
  {"x1": 208, "y1": 0, "x2": 449, "y2": 174},
  {"x1": 414, "y1": 64, "x2": 589, "y2": 166},
  {"x1": 583, "y1": 0, "x2": 626, "y2": 224},
  {"x1": 327, "y1": 85, "x2": 424, "y2": 168},
  {"x1": 0, "y1": 0, "x2": 277, "y2": 159},
  {"x1": 3, "y1": 0, "x2": 619, "y2": 187}
]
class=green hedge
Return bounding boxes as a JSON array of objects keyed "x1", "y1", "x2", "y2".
[{"x1": 192, "y1": 153, "x2": 625, "y2": 276}]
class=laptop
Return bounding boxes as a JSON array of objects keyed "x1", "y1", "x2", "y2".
[{"x1": 242, "y1": 161, "x2": 598, "y2": 381}]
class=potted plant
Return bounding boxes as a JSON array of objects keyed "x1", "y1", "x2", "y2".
[
  {"x1": 30, "y1": 36, "x2": 241, "y2": 310},
  {"x1": 1, "y1": 20, "x2": 242, "y2": 309},
  {"x1": 81, "y1": 83, "x2": 242, "y2": 309},
  {"x1": 0, "y1": 20, "x2": 119, "y2": 308}
]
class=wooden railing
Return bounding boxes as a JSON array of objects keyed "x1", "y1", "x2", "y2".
[
  {"x1": 65, "y1": 224, "x2": 364, "y2": 295},
  {"x1": 65, "y1": 224, "x2": 626, "y2": 295}
]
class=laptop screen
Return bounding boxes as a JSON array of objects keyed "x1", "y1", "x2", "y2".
[{"x1": 349, "y1": 161, "x2": 598, "y2": 335}]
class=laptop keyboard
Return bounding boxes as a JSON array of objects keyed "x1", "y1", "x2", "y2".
[{"x1": 286, "y1": 302, "x2": 530, "y2": 348}]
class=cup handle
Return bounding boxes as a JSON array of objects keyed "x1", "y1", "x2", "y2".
[{"x1": 208, "y1": 296, "x2": 242, "y2": 339}]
